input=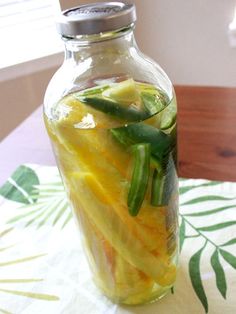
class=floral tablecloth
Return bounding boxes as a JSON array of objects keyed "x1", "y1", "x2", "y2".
[{"x1": 0, "y1": 164, "x2": 236, "y2": 314}]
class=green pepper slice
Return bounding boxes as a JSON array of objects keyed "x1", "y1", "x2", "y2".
[
  {"x1": 76, "y1": 85, "x2": 110, "y2": 97},
  {"x1": 128, "y1": 143, "x2": 151, "y2": 216},
  {"x1": 151, "y1": 169, "x2": 165, "y2": 206},
  {"x1": 141, "y1": 92, "x2": 167, "y2": 115},
  {"x1": 160, "y1": 100, "x2": 177, "y2": 130},
  {"x1": 110, "y1": 123, "x2": 173, "y2": 160},
  {"x1": 151, "y1": 155, "x2": 177, "y2": 206},
  {"x1": 77, "y1": 96, "x2": 149, "y2": 122}
]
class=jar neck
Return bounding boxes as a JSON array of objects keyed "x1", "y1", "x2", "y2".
[{"x1": 62, "y1": 26, "x2": 138, "y2": 62}]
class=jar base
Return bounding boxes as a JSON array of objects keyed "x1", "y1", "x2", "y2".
[{"x1": 95, "y1": 280, "x2": 173, "y2": 306}]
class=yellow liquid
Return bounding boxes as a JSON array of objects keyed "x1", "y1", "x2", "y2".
[{"x1": 44, "y1": 83, "x2": 178, "y2": 305}]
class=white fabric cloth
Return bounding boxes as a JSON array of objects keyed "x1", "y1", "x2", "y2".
[{"x1": 0, "y1": 164, "x2": 236, "y2": 314}]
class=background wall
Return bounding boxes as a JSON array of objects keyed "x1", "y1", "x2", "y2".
[
  {"x1": 75, "y1": 0, "x2": 236, "y2": 86},
  {"x1": 0, "y1": 55, "x2": 63, "y2": 141},
  {"x1": 1, "y1": 0, "x2": 236, "y2": 140},
  {"x1": 133, "y1": 0, "x2": 236, "y2": 87}
]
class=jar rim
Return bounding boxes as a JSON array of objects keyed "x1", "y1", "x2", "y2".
[
  {"x1": 56, "y1": 2, "x2": 136, "y2": 37},
  {"x1": 61, "y1": 24, "x2": 135, "y2": 46}
]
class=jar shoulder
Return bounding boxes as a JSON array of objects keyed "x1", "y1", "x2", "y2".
[{"x1": 44, "y1": 49, "x2": 173, "y2": 111}]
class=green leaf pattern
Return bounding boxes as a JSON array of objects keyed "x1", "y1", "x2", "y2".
[
  {"x1": 0, "y1": 166, "x2": 39, "y2": 204},
  {"x1": 221, "y1": 238, "x2": 236, "y2": 247},
  {"x1": 7, "y1": 180, "x2": 70, "y2": 229},
  {"x1": 189, "y1": 244, "x2": 208, "y2": 313},
  {"x1": 180, "y1": 178, "x2": 236, "y2": 313},
  {"x1": 219, "y1": 249, "x2": 236, "y2": 270},
  {"x1": 179, "y1": 217, "x2": 185, "y2": 253},
  {"x1": 0, "y1": 165, "x2": 236, "y2": 313},
  {"x1": 210, "y1": 250, "x2": 227, "y2": 299},
  {"x1": 0, "y1": 227, "x2": 59, "y2": 313}
]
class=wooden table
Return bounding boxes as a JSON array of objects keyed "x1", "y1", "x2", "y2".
[
  {"x1": 177, "y1": 86, "x2": 236, "y2": 181},
  {"x1": 1, "y1": 86, "x2": 236, "y2": 186}
]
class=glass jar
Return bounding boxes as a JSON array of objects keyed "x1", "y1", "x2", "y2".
[{"x1": 44, "y1": 2, "x2": 178, "y2": 305}]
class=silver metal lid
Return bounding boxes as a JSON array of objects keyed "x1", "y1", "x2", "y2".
[{"x1": 56, "y1": 2, "x2": 136, "y2": 37}]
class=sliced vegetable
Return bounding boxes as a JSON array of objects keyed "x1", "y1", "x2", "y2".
[
  {"x1": 162, "y1": 161, "x2": 176, "y2": 205},
  {"x1": 151, "y1": 145, "x2": 177, "y2": 207},
  {"x1": 151, "y1": 169, "x2": 165, "y2": 206},
  {"x1": 141, "y1": 92, "x2": 166, "y2": 115},
  {"x1": 113, "y1": 254, "x2": 154, "y2": 303},
  {"x1": 150, "y1": 156, "x2": 163, "y2": 172},
  {"x1": 128, "y1": 144, "x2": 151, "y2": 216},
  {"x1": 160, "y1": 100, "x2": 177, "y2": 130},
  {"x1": 77, "y1": 96, "x2": 149, "y2": 122},
  {"x1": 76, "y1": 84, "x2": 110, "y2": 97},
  {"x1": 70, "y1": 172, "x2": 176, "y2": 286},
  {"x1": 110, "y1": 123, "x2": 173, "y2": 160},
  {"x1": 102, "y1": 78, "x2": 139, "y2": 104},
  {"x1": 135, "y1": 82, "x2": 159, "y2": 94}
]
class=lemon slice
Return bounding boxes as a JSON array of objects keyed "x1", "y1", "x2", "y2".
[{"x1": 102, "y1": 78, "x2": 139, "y2": 105}]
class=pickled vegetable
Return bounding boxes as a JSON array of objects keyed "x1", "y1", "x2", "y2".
[
  {"x1": 128, "y1": 143, "x2": 151, "y2": 216},
  {"x1": 44, "y1": 78, "x2": 178, "y2": 305}
]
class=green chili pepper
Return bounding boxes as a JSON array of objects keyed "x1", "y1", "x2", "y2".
[
  {"x1": 76, "y1": 85, "x2": 110, "y2": 97},
  {"x1": 151, "y1": 155, "x2": 177, "y2": 206},
  {"x1": 110, "y1": 123, "x2": 173, "y2": 160},
  {"x1": 151, "y1": 169, "x2": 165, "y2": 206},
  {"x1": 77, "y1": 96, "x2": 149, "y2": 122},
  {"x1": 163, "y1": 156, "x2": 177, "y2": 204},
  {"x1": 141, "y1": 92, "x2": 166, "y2": 115},
  {"x1": 150, "y1": 156, "x2": 163, "y2": 171},
  {"x1": 160, "y1": 100, "x2": 177, "y2": 130},
  {"x1": 128, "y1": 143, "x2": 151, "y2": 216}
]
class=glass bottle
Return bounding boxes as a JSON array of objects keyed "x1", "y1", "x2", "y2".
[{"x1": 44, "y1": 2, "x2": 178, "y2": 305}]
